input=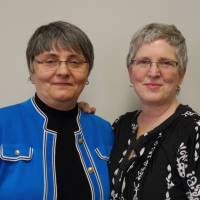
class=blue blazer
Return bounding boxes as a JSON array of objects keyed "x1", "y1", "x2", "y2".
[{"x1": 0, "y1": 98, "x2": 114, "y2": 200}]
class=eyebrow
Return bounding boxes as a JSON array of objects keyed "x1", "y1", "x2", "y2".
[
  {"x1": 135, "y1": 56, "x2": 176, "y2": 61},
  {"x1": 36, "y1": 52, "x2": 85, "y2": 60},
  {"x1": 134, "y1": 57, "x2": 151, "y2": 60},
  {"x1": 158, "y1": 57, "x2": 176, "y2": 61}
]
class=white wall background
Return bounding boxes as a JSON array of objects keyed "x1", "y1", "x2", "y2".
[{"x1": 0, "y1": 0, "x2": 200, "y2": 123}]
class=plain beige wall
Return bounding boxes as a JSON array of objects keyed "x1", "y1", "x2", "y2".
[{"x1": 0, "y1": 0, "x2": 200, "y2": 122}]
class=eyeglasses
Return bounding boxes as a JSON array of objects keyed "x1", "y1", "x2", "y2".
[
  {"x1": 34, "y1": 59, "x2": 88, "y2": 72},
  {"x1": 130, "y1": 59, "x2": 178, "y2": 71}
]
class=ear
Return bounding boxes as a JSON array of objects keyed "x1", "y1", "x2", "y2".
[
  {"x1": 29, "y1": 63, "x2": 36, "y2": 84},
  {"x1": 127, "y1": 66, "x2": 134, "y2": 84},
  {"x1": 29, "y1": 74, "x2": 35, "y2": 84},
  {"x1": 178, "y1": 68, "x2": 186, "y2": 85},
  {"x1": 85, "y1": 80, "x2": 89, "y2": 85}
]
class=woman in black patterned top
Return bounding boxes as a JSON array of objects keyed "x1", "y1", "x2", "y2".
[{"x1": 109, "y1": 23, "x2": 200, "y2": 200}]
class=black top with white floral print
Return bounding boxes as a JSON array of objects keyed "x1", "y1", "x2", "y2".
[{"x1": 109, "y1": 104, "x2": 200, "y2": 200}]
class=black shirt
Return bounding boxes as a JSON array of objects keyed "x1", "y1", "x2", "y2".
[
  {"x1": 35, "y1": 95, "x2": 91, "y2": 200},
  {"x1": 109, "y1": 104, "x2": 200, "y2": 200}
]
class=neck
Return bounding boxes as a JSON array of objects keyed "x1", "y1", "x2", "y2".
[
  {"x1": 137, "y1": 99, "x2": 179, "y2": 139},
  {"x1": 140, "y1": 99, "x2": 179, "y2": 119},
  {"x1": 36, "y1": 94, "x2": 77, "y2": 111}
]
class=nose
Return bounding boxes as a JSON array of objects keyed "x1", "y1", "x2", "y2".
[
  {"x1": 147, "y1": 62, "x2": 160, "y2": 77},
  {"x1": 56, "y1": 61, "x2": 70, "y2": 75}
]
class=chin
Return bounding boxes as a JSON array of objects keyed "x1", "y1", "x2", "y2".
[
  {"x1": 53, "y1": 93, "x2": 76, "y2": 102},
  {"x1": 142, "y1": 97, "x2": 169, "y2": 106},
  {"x1": 140, "y1": 95, "x2": 164, "y2": 104}
]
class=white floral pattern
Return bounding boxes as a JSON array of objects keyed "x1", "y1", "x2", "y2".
[
  {"x1": 110, "y1": 106, "x2": 200, "y2": 200},
  {"x1": 176, "y1": 110, "x2": 200, "y2": 199},
  {"x1": 165, "y1": 164, "x2": 174, "y2": 200}
]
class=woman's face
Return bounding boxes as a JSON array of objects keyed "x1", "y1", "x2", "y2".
[
  {"x1": 128, "y1": 39, "x2": 185, "y2": 106},
  {"x1": 31, "y1": 47, "x2": 89, "y2": 110}
]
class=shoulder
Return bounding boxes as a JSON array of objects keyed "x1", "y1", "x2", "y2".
[
  {"x1": 167, "y1": 105, "x2": 200, "y2": 136},
  {"x1": 111, "y1": 110, "x2": 139, "y2": 142},
  {"x1": 112, "y1": 110, "x2": 139, "y2": 131},
  {"x1": 0, "y1": 99, "x2": 32, "y2": 121},
  {"x1": 79, "y1": 110, "x2": 113, "y2": 133},
  {"x1": 113, "y1": 110, "x2": 138, "y2": 125},
  {"x1": 79, "y1": 111, "x2": 114, "y2": 144},
  {"x1": 0, "y1": 102, "x2": 21, "y2": 116},
  {"x1": 180, "y1": 105, "x2": 200, "y2": 120},
  {"x1": 80, "y1": 110, "x2": 110, "y2": 125},
  {"x1": 176, "y1": 105, "x2": 200, "y2": 132},
  {"x1": 164, "y1": 105, "x2": 200, "y2": 152}
]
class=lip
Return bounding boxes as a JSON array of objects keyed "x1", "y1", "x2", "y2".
[
  {"x1": 144, "y1": 83, "x2": 162, "y2": 88},
  {"x1": 52, "y1": 82, "x2": 73, "y2": 86}
]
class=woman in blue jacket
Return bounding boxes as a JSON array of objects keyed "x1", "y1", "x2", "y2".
[{"x1": 0, "y1": 21, "x2": 114, "y2": 200}]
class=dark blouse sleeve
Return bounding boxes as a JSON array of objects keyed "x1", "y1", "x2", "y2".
[
  {"x1": 111, "y1": 112, "x2": 135, "y2": 146},
  {"x1": 112, "y1": 117, "x2": 119, "y2": 131},
  {"x1": 109, "y1": 113, "x2": 135, "y2": 179},
  {"x1": 112, "y1": 116, "x2": 124, "y2": 143},
  {"x1": 175, "y1": 115, "x2": 200, "y2": 198}
]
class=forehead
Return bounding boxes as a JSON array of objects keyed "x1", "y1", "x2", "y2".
[
  {"x1": 35, "y1": 41, "x2": 83, "y2": 57},
  {"x1": 36, "y1": 45, "x2": 84, "y2": 58},
  {"x1": 135, "y1": 39, "x2": 176, "y2": 59}
]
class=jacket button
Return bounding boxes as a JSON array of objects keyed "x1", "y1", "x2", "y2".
[
  {"x1": 15, "y1": 149, "x2": 20, "y2": 156},
  {"x1": 88, "y1": 167, "x2": 94, "y2": 173},
  {"x1": 78, "y1": 138, "x2": 84, "y2": 144}
]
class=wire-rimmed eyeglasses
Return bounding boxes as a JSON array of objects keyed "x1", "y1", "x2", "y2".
[
  {"x1": 34, "y1": 59, "x2": 88, "y2": 72},
  {"x1": 130, "y1": 59, "x2": 178, "y2": 70}
]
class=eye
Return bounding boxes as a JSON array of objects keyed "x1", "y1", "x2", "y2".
[
  {"x1": 138, "y1": 60, "x2": 151, "y2": 64},
  {"x1": 44, "y1": 60, "x2": 59, "y2": 67},
  {"x1": 68, "y1": 59, "x2": 86, "y2": 66},
  {"x1": 46, "y1": 60, "x2": 57, "y2": 63},
  {"x1": 159, "y1": 60, "x2": 174, "y2": 68},
  {"x1": 135, "y1": 60, "x2": 151, "y2": 67},
  {"x1": 161, "y1": 61, "x2": 171, "y2": 65},
  {"x1": 68, "y1": 60, "x2": 80, "y2": 64}
]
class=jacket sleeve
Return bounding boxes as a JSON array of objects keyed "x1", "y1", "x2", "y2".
[{"x1": 176, "y1": 116, "x2": 200, "y2": 198}]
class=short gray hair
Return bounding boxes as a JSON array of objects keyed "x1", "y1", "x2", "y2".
[
  {"x1": 26, "y1": 21, "x2": 94, "y2": 74},
  {"x1": 127, "y1": 23, "x2": 188, "y2": 70}
]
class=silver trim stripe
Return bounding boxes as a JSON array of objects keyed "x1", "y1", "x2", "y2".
[
  {"x1": 95, "y1": 148, "x2": 109, "y2": 161},
  {"x1": 0, "y1": 145, "x2": 33, "y2": 161}
]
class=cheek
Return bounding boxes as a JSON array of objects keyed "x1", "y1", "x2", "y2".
[
  {"x1": 76, "y1": 76, "x2": 88, "y2": 88},
  {"x1": 162, "y1": 72, "x2": 180, "y2": 85},
  {"x1": 75, "y1": 70, "x2": 89, "y2": 83},
  {"x1": 72, "y1": 72, "x2": 89, "y2": 92},
  {"x1": 129, "y1": 69, "x2": 145, "y2": 83},
  {"x1": 31, "y1": 71, "x2": 51, "y2": 87},
  {"x1": 31, "y1": 67, "x2": 42, "y2": 80}
]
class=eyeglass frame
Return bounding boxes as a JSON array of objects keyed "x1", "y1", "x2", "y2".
[
  {"x1": 130, "y1": 59, "x2": 179, "y2": 71},
  {"x1": 34, "y1": 59, "x2": 88, "y2": 72}
]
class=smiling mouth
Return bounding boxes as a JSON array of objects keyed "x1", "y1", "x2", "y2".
[
  {"x1": 144, "y1": 83, "x2": 162, "y2": 88},
  {"x1": 53, "y1": 82, "x2": 73, "y2": 86}
]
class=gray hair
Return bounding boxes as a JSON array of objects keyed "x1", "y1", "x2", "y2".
[
  {"x1": 127, "y1": 23, "x2": 188, "y2": 70},
  {"x1": 26, "y1": 21, "x2": 94, "y2": 74}
]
